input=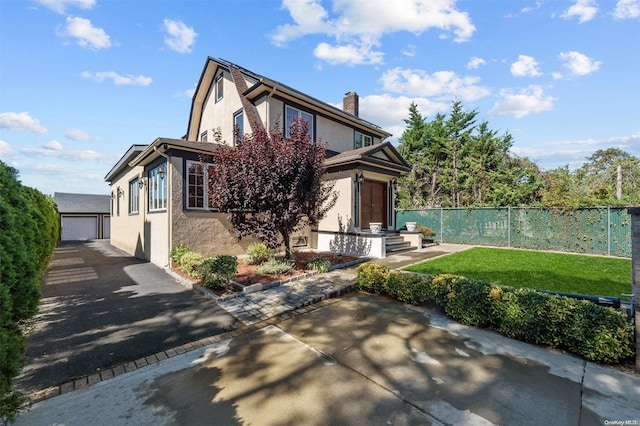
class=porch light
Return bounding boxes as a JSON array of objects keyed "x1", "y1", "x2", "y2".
[
  {"x1": 138, "y1": 178, "x2": 144, "y2": 189},
  {"x1": 391, "y1": 178, "x2": 397, "y2": 191},
  {"x1": 158, "y1": 166, "x2": 166, "y2": 180},
  {"x1": 117, "y1": 188, "x2": 124, "y2": 198},
  {"x1": 356, "y1": 171, "x2": 365, "y2": 184}
]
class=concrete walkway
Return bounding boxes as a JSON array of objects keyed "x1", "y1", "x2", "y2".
[{"x1": 14, "y1": 293, "x2": 640, "y2": 425}]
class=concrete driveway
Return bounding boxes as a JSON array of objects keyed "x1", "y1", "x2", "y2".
[
  {"x1": 15, "y1": 240, "x2": 237, "y2": 393},
  {"x1": 14, "y1": 293, "x2": 640, "y2": 425}
]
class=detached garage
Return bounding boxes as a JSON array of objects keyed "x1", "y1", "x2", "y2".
[{"x1": 54, "y1": 192, "x2": 111, "y2": 241}]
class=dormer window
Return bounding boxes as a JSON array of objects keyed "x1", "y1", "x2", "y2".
[
  {"x1": 355, "y1": 131, "x2": 373, "y2": 149},
  {"x1": 215, "y1": 72, "x2": 224, "y2": 102},
  {"x1": 285, "y1": 105, "x2": 313, "y2": 139}
]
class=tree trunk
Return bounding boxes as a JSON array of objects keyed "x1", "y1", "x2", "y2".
[
  {"x1": 616, "y1": 164, "x2": 622, "y2": 200},
  {"x1": 281, "y1": 228, "x2": 292, "y2": 259}
]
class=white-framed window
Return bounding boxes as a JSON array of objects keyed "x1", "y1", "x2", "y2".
[
  {"x1": 285, "y1": 105, "x2": 313, "y2": 139},
  {"x1": 200, "y1": 130, "x2": 208, "y2": 142},
  {"x1": 215, "y1": 72, "x2": 224, "y2": 102},
  {"x1": 129, "y1": 178, "x2": 140, "y2": 214},
  {"x1": 148, "y1": 164, "x2": 167, "y2": 212},
  {"x1": 354, "y1": 131, "x2": 373, "y2": 149},
  {"x1": 186, "y1": 160, "x2": 215, "y2": 209},
  {"x1": 234, "y1": 110, "x2": 244, "y2": 145}
]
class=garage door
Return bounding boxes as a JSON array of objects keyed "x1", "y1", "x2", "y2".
[{"x1": 61, "y1": 216, "x2": 98, "y2": 241}]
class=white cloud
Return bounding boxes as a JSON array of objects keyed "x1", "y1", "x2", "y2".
[
  {"x1": 60, "y1": 16, "x2": 111, "y2": 50},
  {"x1": 380, "y1": 67, "x2": 490, "y2": 102},
  {"x1": 314, "y1": 41, "x2": 384, "y2": 66},
  {"x1": 33, "y1": 0, "x2": 96, "y2": 14},
  {"x1": 359, "y1": 94, "x2": 449, "y2": 142},
  {"x1": 561, "y1": 0, "x2": 598, "y2": 23},
  {"x1": 467, "y1": 57, "x2": 486, "y2": 70},
  {"x1": 489, "y1": 85, "x2": 556, "y2": 118},
  {"x1": 163, "y1": 19, "x2": 197, "y2": 54},
  {"x1": 43, "y1": 140, "x2": 63, "y2": 151},
  {"x1": 20, "y1": 146, "x2": 119, "y2": 162},
  {"x1": 544, "y1": 132, "x2": 640, "y2": 148},
  {"x1": 65, "y1": 128, "x2": 95, "y2": 140},
  {"x1": 271, "y1": 0, "x2": 475, "y2": 65},
  {"x1": 613, "y1": 0, "x2": 640, "y2": 18},
  {"x1": 521, "y1": 1, "x2": 543, "y2": 13},
  {"x1": 402, "y1": 44, "x2": 417, "y2": 57},
  {"x1": 510, "y1": 55, "x2": 542, "y2": 77},
  {"x1": 0, "y1": 140, "x2": 12, "y2": 156},
  {"x1": 0, "y1": 112, "x2": 48, "y2": 134},
  {"x1": 559, "y1": 51, "x2": 601, "y2": 76},
  {"x1": 81, "y1": 71, "x2": 152, "y2": 86}
]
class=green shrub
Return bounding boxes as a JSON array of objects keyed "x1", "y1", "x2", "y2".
[
  {"x1": 1, "y1": 161, "x2": 59, "y2": 423},
  {"x1": 178, "y1": 252, "x2": 204, "y2": 276},
  {"x1": 306, "y1": 256, "x2": 332, "y2": 273},
  {"x1": 385, "y1": 272, "x2": 432, "y2": 305},
  {"x1": 442, "y1": 277, "x2": 492, "y2": 327},
  {"x1": 170, "y1": 244, "x2": 191, "y2": 264},
  {"x1": 246, "y1": 242, "x2": 274, "y2": 265},
  {"x1": 355, "y1": 263, "x2": 389, "y2": 294},
  {"x1": 197, "y1": 255, "x2": 238, "y2": 290},
  {"x1": 354, "y1": 264, "x2": 634, "y2": 364},
  {"x1": 257, "y1": 258, "x2": 294, "y2": 276}
]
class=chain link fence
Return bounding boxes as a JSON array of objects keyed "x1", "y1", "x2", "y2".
[{"x1": 397, "y1": 207, "x2": 632, "y2": 257}]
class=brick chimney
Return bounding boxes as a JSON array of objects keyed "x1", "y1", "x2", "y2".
[{"x1": 343, "y1": 92, "x2": 359, "y2": 117}]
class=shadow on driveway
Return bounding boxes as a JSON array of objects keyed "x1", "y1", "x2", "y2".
[{"x1": 15, "y1": 240, "x2": 237, "y2": 393}]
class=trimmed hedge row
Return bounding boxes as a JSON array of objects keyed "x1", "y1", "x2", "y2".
[
  {"x1": 356, "y1": 263, "x2": 635, "y2": 364},
  {"x1": 1, "y1": 161, "x2": 60, "y2": 422}
]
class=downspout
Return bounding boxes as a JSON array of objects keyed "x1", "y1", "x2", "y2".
[
  {"x1": 154, "y1": 144, "x2": 171, "y2": 268},
  {"x1": 265, "y1": 82, "x2": 277, "y2": 132}
]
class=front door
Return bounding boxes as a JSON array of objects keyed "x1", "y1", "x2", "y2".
[{"x1": 361, "y1": 180, "x2": 387, "y2": 229}]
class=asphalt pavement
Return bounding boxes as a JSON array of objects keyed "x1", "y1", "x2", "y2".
[{"x1": 15, "y1": 240, "x2": 237, "y2": 393}]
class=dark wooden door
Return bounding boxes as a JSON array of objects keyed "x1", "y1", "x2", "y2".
[{"x1": 361, "y1": 180, "x2": 387, "y2": 229}]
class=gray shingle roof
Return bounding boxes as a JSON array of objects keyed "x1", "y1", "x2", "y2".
[{"x1": 54, "y1": 192, "x2": 110, "y2": 214}]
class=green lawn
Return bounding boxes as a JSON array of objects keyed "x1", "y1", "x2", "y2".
[{"x1": 403, "y1": 247, "x2": 632, "y2": 299}]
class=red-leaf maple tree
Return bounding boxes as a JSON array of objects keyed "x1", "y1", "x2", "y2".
[{"x1": 207, "y1": 118, "x2": 337, "y2": 259}]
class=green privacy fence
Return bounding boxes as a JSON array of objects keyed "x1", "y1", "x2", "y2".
[{"x1": 396, "y1": 207, "x2": 632, "y2": 257}]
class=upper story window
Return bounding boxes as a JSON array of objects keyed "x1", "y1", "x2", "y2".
[
  {"x1": 129, "y1": 178, "x2": 140, "y2": 214},
  {"x1": 354, "y1": 131, "x2": 373, "y2": 149},
  {"x1": 186, "y1": 160, "x2": 215, "y2": 209},
  {"x1": 234, "y1": 110, "x2": 244, "y2": 145},
  {"x1": 149, "y1": 164, "x2": 167, "y2": 212},
  {"x1": 200, "y1": 130, "x2": 208, "y2": 142},
  {"x1": 215, "y1": 72, "x2": 224, "y2": 102},
  {"x1": 285, "y1": 105, "x2": 313, "y2": 140}
]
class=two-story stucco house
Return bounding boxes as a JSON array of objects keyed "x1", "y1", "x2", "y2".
[{"x1": 105, "y1": 57, "x2": 414, "y2": 268}]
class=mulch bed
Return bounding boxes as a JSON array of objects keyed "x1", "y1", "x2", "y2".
[
  {"x1": 172, "y1": 252, "x2": 360, "y2": 296},
  {"x1": 236, "y1": 252, "x2": 358, "y2": 285}
]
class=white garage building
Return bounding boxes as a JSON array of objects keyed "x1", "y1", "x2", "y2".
[{"x1": 54, "y1": 192, "x2": 111, "y2": 241}]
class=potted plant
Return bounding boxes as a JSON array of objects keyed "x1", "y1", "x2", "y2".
[
  {"x1": 405, "y1": 221, "x2": 417, "y2": 232},
  {"x1": 369, "y1": 222, "x2": 382, "y2": 234},
  {"x1": 415, "y1": 225, "x2": 437, "y2": 245}
]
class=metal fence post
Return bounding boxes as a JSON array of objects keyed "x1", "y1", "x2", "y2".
[
  {"x1": 440, "y1": 207, "x2": 444, "y2": 243},
  {"x1": 607, "y1": 207, "x2": 611, "y2": 256},
  {"x1": 508, "y1": 207, "x2": 512, "y2": 248}
]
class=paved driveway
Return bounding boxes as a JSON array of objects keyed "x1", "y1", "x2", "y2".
[
  {"x1": 15, "y1": 240, "x2": 237, "y2": 393},
  {"x1": 13, "y1": 293, "x2": 640, "y2": 425}
]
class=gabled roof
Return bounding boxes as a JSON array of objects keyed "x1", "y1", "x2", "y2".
[
  {"x1": 104, "y1": 139, "x2": 223, "y2": 184},
  {"x1": 104, "y1": 144, "x2": 146, "y2": 183},
  {"x1": 187, "y1": 57, "x2": 392, "y2": 141},
  {"x1": 54, "y1": 192, "x2": 110, "y2": 214},
  {"x1": 324, "y1": 142, "x2": 410, "y2": 175}
]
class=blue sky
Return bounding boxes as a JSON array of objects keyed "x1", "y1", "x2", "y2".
[{"x1": 1, "y1": 0, "x2": 638, "y2": 196}]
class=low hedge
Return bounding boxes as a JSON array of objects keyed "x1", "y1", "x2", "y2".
[{"x1": 355, "y1": 263, "x2": 635, "y2": 364}]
